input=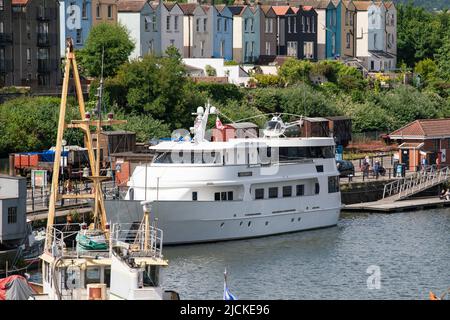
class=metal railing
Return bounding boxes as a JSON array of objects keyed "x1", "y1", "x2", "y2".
[
  {"x1": 110, "y1": 223, "x2": 163, "y2": 259},
  {"x1": 383, "y1": 165, "x2": 450, "y2": 200}
]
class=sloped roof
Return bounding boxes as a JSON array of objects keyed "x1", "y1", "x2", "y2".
[
  {"x1": 12, "y1": 0, "x2": 30, "y2": 5},
  {"x1": 163, "y1": 2, "x2": 177, "y2": 10},
  {"x1": 179, "y1": 3, "x2": 197, "y2": 14},
  {"x1": 228, "y1": 5, "x2": 246, "y2": 16},
  {"x1": 390, "y1": 119, "x2": 450, "y2": 139},
  {"x1": 291, "y1": 7, "x2": 299, "y2": 13},
  {"x1": 291, "y1": 0, "x2": 330, "y2": 9},
  {"x1": 117, "y1": 0, "x2": 147, "y2": 12},
  {"x1": 385, "y1": 1, "x2": 395, "y2": 9},
  {"x1": 353, "y1": 1, "x2": 372, "y2": 11},
  {"x1": 272, "y1": 5, "x2": 291, "y2": 15}
]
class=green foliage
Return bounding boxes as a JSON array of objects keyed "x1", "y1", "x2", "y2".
[
  {"x1": 278, "y1": 58, "x2": 313, "y2": 85},
  {"x1": 77, "y1": 23, "x2": 135, "y2": 78},
  {"x1": 414, "y1": 58, "x2": 438, "y2": 85},
  {"x1": 224, "y1": 60, "x2": 239, "y2": 66},
  {"x1": 205, "y1": 65, "x2": 217, "y2": 76},
  {"x1": 0, "y1": 97, "x2": 82, "y2": 155},
  {"x1": 195, "y1": 82, "x2": 244, "y2": 105},
  {"x1": 435, "y1": 35, "x2": 450, "y2": 81},
  {"x1": 112, "y1": 113, "x2": 171, "y2": 142},
  {"x1": 253, "y1": 74, "x2": 282, "y2": 88}
]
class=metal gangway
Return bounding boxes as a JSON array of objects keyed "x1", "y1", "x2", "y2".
[{"x1": 382, "y1": 165, "x2": 450, "y2": 201}]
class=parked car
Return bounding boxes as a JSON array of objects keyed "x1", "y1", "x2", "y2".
[{"x1": 336, "y1": 160, "x2": 355, "y2": 177}]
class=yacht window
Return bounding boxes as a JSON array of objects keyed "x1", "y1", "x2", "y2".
[
  {"x1": 283, "y1": 186, "x2": 292, "y2": 197},
  {"x1": 328, "y1": 176, "x2": 340, "y2": 193},
  {"x1": 85, "y1": 267, "x2": 101, "y2": 286},
  {"x1": 296, "y1": 184, "x2": 305, "y2": 196},
  {"x1": 278, "y1": 146, "x2": 335, "y2": 161},
  {"x1": 269, "y1": 187, "x2": 278, "y2": 198},
  {"x1": 255, "y1": 188, "x2": 264, "y2": 199},
  {"x1": 316, "y1": 165, "x2": 324, "y2": 172},
  {"x1": 128, "y1": 188, "x2": 134, "y2": 200},
  {"x1": 153, "y1": 152, "x2": 173, "y2": 163},
  {"x1": 192, "y1": 192, "x2": 198, "y2": 201},
  {"x1": 221, "y1": 192, "x2": 227, "y2": 200},
  {"x1": 104, "y1": 267, "x2": 111, "y2": 287},
  {"x1": 215, "y1": 192, "x2": 220, "y2": 201},
  {"x1": 315, "y1": 183, "x2": 320, "y2": 194},
  {"x1": 228, "y1": 191, "x2": 234, "y2": 201},
  {"x1": 215, "y1": 191, "x2": 234, "y2": 201}
]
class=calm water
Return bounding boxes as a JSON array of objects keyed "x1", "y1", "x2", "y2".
[
  {"x1": 161, "y1": 209, "x2": 450, "y2": 300},
  {"x1": 30, "y1": 209, "x2": 450, "y2": 299}
]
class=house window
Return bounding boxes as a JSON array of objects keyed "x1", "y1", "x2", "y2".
[
  {"x1": 304, "y1": 41, "x2": 314, "y2": 59},
  {"x1": 96, "y1": 4, "x2": 100, "y2": 18},
  {"x1": 0, "y1": 22, "x2": 3, "y2": 33},
  {"x1": 145, "y1": 16, "x2": 151, "y2": 32},
  {"x1": 220, "y1": 40, "x2": 225, "y2": 57},
  {"x1": 374, "y1": 33, "x2": 377, "y2": 49},
  {"x1": 312, "y1": 16, "x2": 315, "y2": 33},
  {"x1": 346, "y1": 33, "x2": 350, "y2": 49},
  {"x1": 166, "y1": 16, "x2": 171, "y2": 31},
  {"x1": 174, "y1": 16, "x2": 179, "y2": 31},
  {"x1": 265, "y1": 18, "x2": 273, "y2": 33},
  {"x1": 200, "y1": 40, "x2": 205, "y2": 56},
  {"x1": 265, "y1": 42, "x2": 271, "y2": 55},
  {"x1": 82, "y1": 0, "x2": 87, "y2": 19},
  {"x1": 192, "y1": 192, "x2": 198, "y2": 201},
  {"x1": 152, "y1": 14, "x2": 157, "y2": 31},
  {"x1": 370, "y1": 60, "x2": 374, "y2": 70},
  {"x1": 217, "y1": 18, "x2": 221, "y2": 32},
  {"x1": 296, "y1": 185, "x2": 305, "y2": 196},
  {"x1": 287, "y1": 41, "x2": 297, "y2": 57},
  {"x1": 293, "y1": 16, "x2": 297, "y2": 33},
  {"x1": 251, "y1": 41, "x2": 254, "y2": 57},
  {"x1": 203, "y1": 18, "x2": 207, "y2": 32},
  {"x1": 196, "y1": 18, "x2": 200, "y2": 32},
  {"x1": 0, "y1": 0, "x2": 3, "y2": 11},
  {"x1": 328, "y1": 176, "x2": 340, "y2": 193},
  {"x1": 244, "y1": 18, "x2": 248, "y2": 32},
  {"x1": 250, "y1": 18, "x2": 254, "y2": 32},
  {"x1": 288, "y1": 16, "x2": 291, "y2": 33},
  {"x1": 302, "y1": 16, "x2": 305, "y2": 32},
  {"x1": 268, "y1": 187, "x2": 278, "y2": 198},
  {"x1": 76, "y1": 29, "x2": 82, "y2": 44},
  {"x1": 283, "y1": 186, "x2": 292, "y2": 197},
  {"x1": 8, "y1": 207, "x2": 17, "y2": 224},
  {"x1": 255, "y1": 188, "x2": 264, "y2": 200},
  {"x1": 331, "y1": 34, "x2": 335, "y2": 55},
  {"x1": 26, "y1": 48, "x2": 31, "y2": 64},
  {"x1": 345, "y1": 11, "x2": 349, "y2": 25},
  {"x1": 224, "y1": 19, "x2": 228, "y2": 32},
  {"x1": 149, "y1": 40, "x2": 154, "y2": 53},
  {"x1": 350, "y1": 11, "x2": 354, "y2": 26},
  {"x1": 306, "y1": 17, "x2": 310, "y2": 33},
  {"x1": 107, "y1": 5, "x2": 112, "y2": 19}
]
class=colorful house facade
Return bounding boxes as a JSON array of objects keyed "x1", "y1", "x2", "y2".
[
  {"x1": 159, "y1": 2, "x2": 184, "y2": 56},
  {"x1": 211, "y1": 5, "x2": 233, "y2": 60},
  {"x1": 259, "y1": 5, "x2": 277, "y2": 57},
  {"x1": 284, "y1": 6, "x2": 318, "y2": 60},
  {"x1": 325, "y1": 0, "x2": 340, "y2": 59}
]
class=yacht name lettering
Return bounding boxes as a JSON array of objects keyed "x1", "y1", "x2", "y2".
[{"x1": 180, "y1": 304, "x2": 215, "y2": 317}]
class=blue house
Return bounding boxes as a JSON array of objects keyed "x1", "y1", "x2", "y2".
[
  {"x1": 242, "y1": 5, "x2": 260, "y2": 64},
  {"x1": 325, "y1": 0, "x2": 341, "y2": 59},
  {"x1": 211, "y1": 5, "x2": 233, "y2": 61}
]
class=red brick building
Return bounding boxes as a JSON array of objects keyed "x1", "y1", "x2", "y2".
[{"x1": 389, "y1": 119, "x2": 450, "y2": 171}]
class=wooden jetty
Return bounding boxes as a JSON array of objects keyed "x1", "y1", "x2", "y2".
[{"x1": 343, "y1": 197, "x2": 450, "y2": 213}]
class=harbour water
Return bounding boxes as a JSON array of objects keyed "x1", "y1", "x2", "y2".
[{"x1": 30, "y1": 209, "x2": 450, "y2": 299}]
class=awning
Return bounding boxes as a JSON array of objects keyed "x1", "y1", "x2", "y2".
[{"x1": 398, "y1": 142, "x2": 424, "y2": 149}]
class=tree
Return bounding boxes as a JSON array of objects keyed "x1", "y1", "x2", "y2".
[
  {"x1": 112, "y1": 113, "x2": 171, "y2": 142},
  {"x1": 414, "y1": 58, "x2": 438, "y2": 85},
  {"x1": 0, "y1": 97, "x2": 81, "y2": 155},
  {"x1": 78, "y1": 23, "x2": 134, "y2": 78},
  {"x1": 278, "y1": 58, "x2": 312, "y2": 85},
  {"x1": 435, "y1": 35, "x2": 450, "y2": 81}
]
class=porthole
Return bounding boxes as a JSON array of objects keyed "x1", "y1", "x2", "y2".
[
  {"x1": 248, "y1": 221, "x2": 251, "y2": 227},
  {"x1": 297, "y1": 218, "x2": 301, "y2": 222},
  {"x1": 240, "y1": 221, "x2": 243, "y2": 226},
  {"x1": 265, "y1": 221, "x2": 269, "y2": 226}
]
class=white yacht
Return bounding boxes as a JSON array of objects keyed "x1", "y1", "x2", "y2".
[{"x1": 125, "y1": 103, "x2": 342, "y2": 244}]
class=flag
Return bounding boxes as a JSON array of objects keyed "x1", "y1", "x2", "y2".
[
  {"x1": 223, "y1": 269, "x2": 237, "y2": 300},
  {"x1": 216, "y1": 116, "x2": 225, "y2": 130}
]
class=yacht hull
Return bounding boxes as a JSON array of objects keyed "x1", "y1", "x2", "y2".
[{"x1": 106, "y1": 200, "x2": 341, "y2": 245}]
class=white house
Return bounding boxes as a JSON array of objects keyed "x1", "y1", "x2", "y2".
[
  {"x1": 118, "y1": 0, "x2": 154, "y2": 60},
  {"x1": 354, "y1": 0, "x2": 395, "y2": 72},
  {"x1": 159, "y1": 2, "x2": 184, "y2": 56},
  {"x1": 182, "y1": 58, "x2": 252, "y2": 86}
]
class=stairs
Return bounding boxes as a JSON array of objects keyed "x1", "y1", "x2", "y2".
[{"x1": 382, "y1": 166, "x2": 450, "y2": 201}]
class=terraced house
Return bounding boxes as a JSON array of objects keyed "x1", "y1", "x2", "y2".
[
  {"x1": 229, "y1": 4, "x2": 260, "y2": 64},
  {"x1": 211, "y1": 4, "x2": 233, "y2": 60},
  {"x1": 284, "y1": 5, "x2": 317, "y2": 60},
  {"x1": 259, "y1": 5, "x2": 277, "y2": 58},
  {"x1": 159, "y1": 2, "x2": 183, "y2": 56},
  {"x1": 340, "y1": 0, "x2": 356, "y2": 59},
  {"x1": 11, "y1": 0, "x2": 60, "y2": 88},
  {"x1": 118, "y1": 0, "x2": 155, "y2": 59},
  {"x1": 272, "y1": 5, "x2": 289, "y2": 56}
]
